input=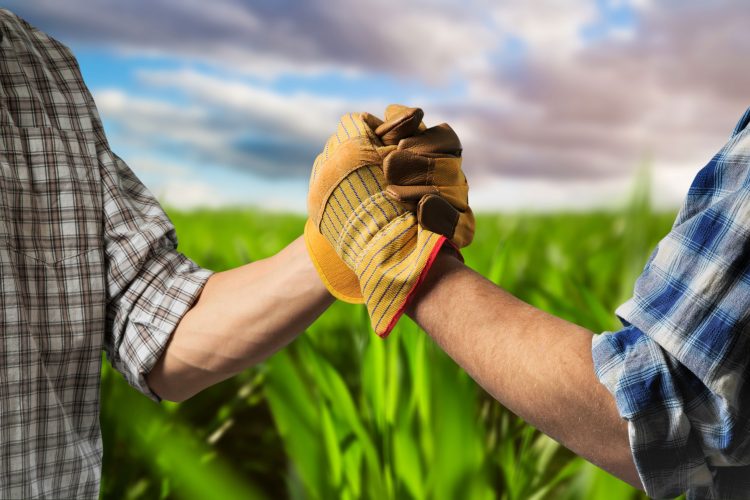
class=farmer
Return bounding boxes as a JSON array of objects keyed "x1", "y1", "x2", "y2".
[
  {"x1": 1, "y1": 8, "x2": 745, "y2": 500},
  {"x1": 0, "y1": 9, "x2": 467, "y2": 498},
  {"x1": 300, "y1": 72, "x2": 750, "y2": 500}
]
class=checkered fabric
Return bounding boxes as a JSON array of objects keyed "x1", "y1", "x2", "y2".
[
  {"x1": 593, "y1": 107, "x2": 750, "y2": 499},
  {"x1": 0, "y1": 9, "x2": 212, "y2": 498}
]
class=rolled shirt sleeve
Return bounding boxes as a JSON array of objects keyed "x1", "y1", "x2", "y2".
[
  {"x1": 0, "y1": 9, "x2": 213, "y2": 496},
  {"x1": 99, "y1": 147, "x2": 213, "y2": 400},
  {"x1": 592, "y1": 108, "x2": 750, "y2": 498}
]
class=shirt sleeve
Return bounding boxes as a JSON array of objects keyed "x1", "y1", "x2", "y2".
[
  {"x1": 592, "y1": 108, "x2": 750, "y2": 499},
  {"x1": 98, "y1": 146, "x2": 213, "y2": 401}
]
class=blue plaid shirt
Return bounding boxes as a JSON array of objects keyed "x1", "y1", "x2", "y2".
[{"x1": 593, "y1": 108, "x2": 750, "y2": 499}]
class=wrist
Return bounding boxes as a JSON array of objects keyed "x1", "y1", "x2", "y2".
[
  {"x1": 405, "y1": 247, "x2": 464, "y2": 319},
  {"x1": 286, "y1": 235, "x2": 336, "y2": 304}
]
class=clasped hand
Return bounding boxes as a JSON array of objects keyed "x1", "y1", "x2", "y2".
[{"x1": 304, "y1": 104, "x2": 474, "y2": 337}]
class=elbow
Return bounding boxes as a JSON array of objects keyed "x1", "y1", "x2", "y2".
[
  {"x1": 154, "y1": 388, "x2": 193, "y2": 403},
  {"x1": 146, "y1": 370, "x2": 199, "y2": 403}
]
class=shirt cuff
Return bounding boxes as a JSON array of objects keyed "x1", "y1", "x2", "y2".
[
  {"x1": 111, "y1": 250, "x2": 213, "y2": 402},
  {"x1": 592, "y1": 325, "x2": 715, "y2": 498}
]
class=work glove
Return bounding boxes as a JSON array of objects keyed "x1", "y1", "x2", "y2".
[
  {"x1": 305, "y1": 105, "x2": 471, "y2": 337},
  {"x1": 381, "y1": 105, "x2": 474, "y2": 248}
]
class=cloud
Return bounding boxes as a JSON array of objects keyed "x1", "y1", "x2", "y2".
[
  {"x1": 94, "y1": 69, "x2": 395, "y2": 178},
  {"x1": 2, "y1": 0, "x2": 494, "y2": 81},
  {"x1": 136, "y1": 69, "x2": 349, "y2": 141},
  {"x1": 430, "y1": 0, "x2": 749, "y2": 184},
  {"x1": 157, "y1": 179, "x2": 225, "y2": 210},
  {"x1": 489, "y1": 0, "x2": 599, "y2": 55},
  {"x1": 3, "y1": 0, "x2": 748, "y2": 211}
]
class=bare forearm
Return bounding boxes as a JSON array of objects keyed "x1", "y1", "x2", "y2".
[
  {"x1": 147, "y1": 236, "x2": 334, "y2": 401},
  {"x1": 407, "y1": 252, "x2": 642, "y2": 489}
]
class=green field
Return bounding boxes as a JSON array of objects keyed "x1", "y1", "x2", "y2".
[{"x1": 98, "y1": 195, "x2": 676, "y2": 499}]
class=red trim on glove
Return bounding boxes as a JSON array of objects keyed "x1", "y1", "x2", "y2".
[{"x1": 377, "y1": 235, "x2": 449, "y2": 338}]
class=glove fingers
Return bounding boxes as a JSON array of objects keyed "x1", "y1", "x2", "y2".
[
  {"x1": 386, "y1": 184, "x2": 437, "y2": 203},
  {"x1": 383, "y1": 104, "x2": 428, "y2": 132},
  {"x1": 383, "y1": 151, "x2": 430, "y2": 185},
  {"x1": 386, "y1": 184, "x2": 469, "y2": 212},
  {"x1": 452, "y1": 207, "x2": 475, "y2": 248},
  {"x1": 361, "y1": 112, "x2": 384, "y2": 132},
  {"x1": 397, "y1": 123, "x2": 461, "y2": 155},
  {"x1": 384, "y1": 150, "x2": 464, "y2": 186},
  {"x1": 417, "y1": 194, "x2": 460, "y2": 242},
  {"x1": 417, "y1": 194, "x2": 475, "y2": 248},
  {"x1": 434, "y1": 185, "x2": 469, "y2": 211},
  {"x1": 375, "y1": 105, "x2": 424, "y2": 145},
  {"x1": 383, "y1": 104, "x2": 414, "y2": 121}
]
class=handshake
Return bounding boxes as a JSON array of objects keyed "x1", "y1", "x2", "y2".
[{"x1": 304, "y1": 105, "x2": 475, "y2": 337}]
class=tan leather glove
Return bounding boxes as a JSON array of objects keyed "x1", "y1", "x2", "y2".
[
  {"x1": 381, "y1": 104, "x2": 474, "y2": 248},
  {"x1": 305, "y1": 107, "x2": 448, "y2": 337}
]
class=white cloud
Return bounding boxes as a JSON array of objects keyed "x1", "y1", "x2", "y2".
[
  {"x1": 5, "y1": 0, "x2": 747, "y2": 211},
  {"x1": 93, "y1": 80, "x2": 360, "y2": 178},
  {"x1": 489, "y1": 1, "x2": 598, "y2": 56},
  {"x1": 432, "y1": 0, "x2": 746, "y2": 188},
  {"x1": 157, "y1": 179, "x2": 226, "y2": 210},
  {"x1": 468, "y1": 165, "x2": 695, "y2": 213},
  {"x1": 2, "y1": 0, "x2": 495, "y2": 82},
  {"x1": 136, "y1": 69, "x2": 351, "y2": 141}
]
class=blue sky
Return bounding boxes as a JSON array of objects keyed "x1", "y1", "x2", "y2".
[{"x1": 3, "y1": 0, "x2": 747, "y2": 211}]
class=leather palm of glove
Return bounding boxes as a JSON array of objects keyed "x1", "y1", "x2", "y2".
[{"x1": 305, "y1": 105, "x2": 473, "y2": 337}]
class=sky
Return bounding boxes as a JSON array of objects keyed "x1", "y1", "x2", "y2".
[{"x1": 3, "y1": 0, "x2": 748, "y2": 212}]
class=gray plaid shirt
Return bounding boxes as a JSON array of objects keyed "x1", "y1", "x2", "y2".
[{"x1": 0, "y1": 10, "x2": 212, "y2": 498}]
